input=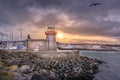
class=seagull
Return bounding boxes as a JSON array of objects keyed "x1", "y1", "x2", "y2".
[{"x1": 89, "y1": 3, "x2": 102, "y2": 7}]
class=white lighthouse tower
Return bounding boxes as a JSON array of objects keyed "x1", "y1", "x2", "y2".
[{"x1": 45, "y1": 27, "x2": 57, "y2": 51}]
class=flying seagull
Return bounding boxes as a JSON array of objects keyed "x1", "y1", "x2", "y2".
[{"x1": 89, "y1": 3, "x2": 102, "y2": 7}]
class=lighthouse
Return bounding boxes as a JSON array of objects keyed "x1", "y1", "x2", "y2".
[{"x1": 45, "y1": 27, "x2": 57, "y2": 51}]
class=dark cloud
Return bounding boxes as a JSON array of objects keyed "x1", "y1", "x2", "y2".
[
  {"x1": 32, "y1": 12, "x2": 61, "y2": 27},
  {"x1": 0, "y1": 0, "x2": 30, "y2": 26},
  {"x1": 33, "y1": 0, "x2": 62, "y2": 8},
  {"x1": 0, "y1": 0, "x2": 120, "y2": 40}
]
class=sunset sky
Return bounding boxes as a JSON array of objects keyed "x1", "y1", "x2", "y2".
[{"x1": 0, "y1": 0, "x2": 120, "y2": 43}]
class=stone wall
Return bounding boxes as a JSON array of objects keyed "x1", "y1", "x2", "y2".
[
  {"x1": 27, "y1": 40, "x2": 49, "y2": 51},
  {"x1": 30, "y1": 50, "x2": 79, "y2": 60}
]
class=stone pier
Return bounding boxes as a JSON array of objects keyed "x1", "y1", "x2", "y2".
[{"x1": 28, "y1": 50, "x2": 79, "y2": 60}]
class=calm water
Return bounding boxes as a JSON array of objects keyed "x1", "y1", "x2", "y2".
[{"x1": 79, "y1": 50, "x2": 120, "y2": 80}]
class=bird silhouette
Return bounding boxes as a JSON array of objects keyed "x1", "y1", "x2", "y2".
[{"x1": 89, "y1": 3, "x2": 102, "y2": 7}]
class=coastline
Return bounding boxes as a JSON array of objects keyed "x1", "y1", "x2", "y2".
[
  {"x1": 58, "y1": 48, "x2": 117, "y2": 51},
  {"x1": 0, "y1": 50, "x2": 103, "y2": 80}
]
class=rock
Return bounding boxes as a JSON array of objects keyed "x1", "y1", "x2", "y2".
[
  {"x1": 24, "y1": 73, "x2": 33, "y2": 80},
  {"x1": 7, "y1": 71, "x2": 15, "y2": 77},
  {"x1": 0, "y1": 61, "x2": 3, "y2": 67},
  {"x1": 38, "y1": 69, "x2": 57, "y2": 80},
  {"x1": 47, "y1": 70, "x2": 56, "y2": 79},
  {"x1": 14, "y1": 71, "x2": 26, "y2": 80},
  {"x1": 31, "y1": 73, "x2": 42, "y2": 80},
  {"x1": 19, "y1": 65, "x2": 30, "y2": 73},
  {"x1": 9, "y1": 65, "x2": 18, "y2": 72},
  {"x1": 0, "y1": 50, "x2": 102, "y2": 80}
]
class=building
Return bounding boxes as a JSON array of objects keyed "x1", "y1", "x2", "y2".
[
  {"x1": 45, "y1": 27, "x2": 57, "y2": 51},
  {"x1": 26, "y1": 27, "x2": 57, "y2": 51},
  {"x1": 0, "y1": 27, "x2": 57, "y2": 51}
]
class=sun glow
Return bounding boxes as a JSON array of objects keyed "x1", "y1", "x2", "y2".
[{"x1": 57, "y1": 33, "x2": 63, "y2": 39}]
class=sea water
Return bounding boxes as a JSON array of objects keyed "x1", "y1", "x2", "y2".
[{"x1": 80, "y1": 50, "x2": 120, "y2": 80}]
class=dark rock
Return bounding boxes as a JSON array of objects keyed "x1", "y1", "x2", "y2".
[{"x1": 31, "y1": 74, "x2": 42, "y2": 80}]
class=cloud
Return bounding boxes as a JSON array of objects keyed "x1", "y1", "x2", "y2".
[
  {"x1": 0, "y1": 0, "x2": 120, "y2": 41},
  {"x1": 103, "y1": 10, "x2": 120, "y2": 22}
]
